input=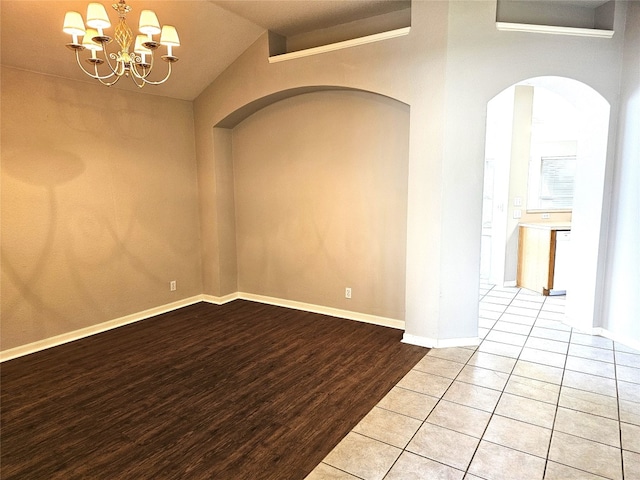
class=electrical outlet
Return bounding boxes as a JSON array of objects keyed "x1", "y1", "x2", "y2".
[
  {"x1": 513, "y1": 209, "x2": 522, "y2": 219},
  {"x1": 170, "y1": 280, "x2": 177, "y2": 291},
  {"x1": 345, "y1": 287, "x2": 352, "y2": 299},
  {"x1": 542, "y1": 213, "x2": 550, "y2": 219}
]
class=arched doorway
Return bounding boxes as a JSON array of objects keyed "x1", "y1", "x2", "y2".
[{"x1": 481, "y1": 76, "x2": 611, "y2": 332}]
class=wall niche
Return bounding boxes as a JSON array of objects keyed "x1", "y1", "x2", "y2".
[
  {"x1": 496, "y1": 0, "x2": 615, "y2": 37},
  {"x1": 269, "y1": 4, "x2": 411, "y2": 62}
]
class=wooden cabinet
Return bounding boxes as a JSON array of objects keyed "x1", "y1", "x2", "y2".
[{"x1": 517, "y1": 223, "x2": 571, "y2": 295}]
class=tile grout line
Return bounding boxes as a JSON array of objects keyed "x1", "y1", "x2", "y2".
[
  {"x1": 381, "y1": 337, "x2": 480, "y2": 478},
  {"x1": 469, "y1": 288, "x2": 592, "y2": 478},
  {"x1": 463, "y1": 285, "x2": 526, "y2": 478},
  {"x1": 540, "y1": 292, "x2": 572, "y2": 480},
  {"x1": 359, "y1": 285, "x2": 512, "y2": 478},
  {"x1": 322, "y1": 462, "x2": 365, "y2": 480},
  {"x1": 377, "y1": 292, "x2": 496, "y2": 480},
  {"x1": 383, "y1": 283, "x2": 513, "y2": 479},
  {"x1": 614, "y1": 342, "x2": 625, "y2": 480},
  {"x1": 435, "y1": 288, "x2": 631, "y2": 478},
  {"x1": 314, "y1": 286, "x2": 638, "y2": 479}
]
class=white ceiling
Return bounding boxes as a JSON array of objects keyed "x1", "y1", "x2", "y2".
[{"x1": 0, "y1": 0, "x2": 408, "y2": 101}]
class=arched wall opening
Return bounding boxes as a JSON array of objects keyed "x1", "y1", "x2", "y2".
[
  {"x1": 481, "y1": 76, "x2": 611, "y2": 332},
  {"x1": 193, "y1": 1, "x2": 629, "y2": 351},
  {"x1": 203, "y1": 88, "x2": 411, "y2": 323}
]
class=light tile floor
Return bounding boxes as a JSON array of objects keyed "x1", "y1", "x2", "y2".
[{"x1": 306, "y1": 285, "x2": 640, "y2": 480}]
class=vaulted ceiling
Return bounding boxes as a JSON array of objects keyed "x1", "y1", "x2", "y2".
[{"x1": 0, "y1": 0, "x2": 409, "y2": 100}]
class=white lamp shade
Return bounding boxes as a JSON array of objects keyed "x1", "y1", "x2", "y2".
[
  {"x1": 63, "y1": 11, "x2": 86, "y2": 36},
  {"x1": 86, "y1": 3, "x2": 111, "y2": 29},
  {"x1": 134, "y1": 35, "x2": 151, "y2": 54},
  {"x1": 82, "y1": 28, "x2": 103, "y2": 51},
  {"x1": 160, "y1": 25, "x2": 180, "y2": 46},
  {"x1": 139, "y1": 10, "x2": 161, "y2": 35}
]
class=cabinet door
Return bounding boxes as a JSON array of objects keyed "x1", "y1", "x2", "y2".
[{"x1": 517, "y1": 226, "x2": 552, "y2": 294}]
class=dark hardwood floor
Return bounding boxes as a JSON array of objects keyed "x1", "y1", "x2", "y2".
[{"x1": 1, "y1": 300, "x2": 427, "y2": 479}]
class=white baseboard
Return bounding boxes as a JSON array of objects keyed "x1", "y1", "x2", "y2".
[
  {"x1": 0, "y1": 295, "x2": 204, "y2": 363},
  {"x1": 8, "y1": 293, "x2": 633, "y2": 363},
  {"x1": 239, "y1": 292, "x2": 405, "y2": 330},
  {"x1": 1, "y1": 293, "x2": 404, "y2": 362},
  {"x1": 592, "y1": 327, "x2": 640, "y2": 353},
  {"x1": 541, "y1": 319, "x2": 640, "y2": 353},
  {"x1": 201, "y1": 292, "x2": 239, "y2": 305},
  {"x1": 402, "y1": 333, "x2": 480, "y2": 349},
  {"x1": 503, "y1": 281, "x2": 517, "y2": 287}
]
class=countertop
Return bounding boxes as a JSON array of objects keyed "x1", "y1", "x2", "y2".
[{"x1": 519, "y1": 222, "x2": 571, "y2": 230}]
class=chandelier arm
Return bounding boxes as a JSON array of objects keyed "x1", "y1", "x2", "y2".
[
  {"x1": 100, "y1": 45, "x2": 126, "y2": 77},
  {"x1": 96, "y1": 73, "x2": 123, "y2": 87},
  {"x1": 129, "y1": 73, "x2": 146, "y2": 89},
  {"x1": 123, "y1": 55, "x2": 149, "y2": 87},
  {"x1": 130, "y1": 50, "x2": 157, "y2": 80},
  {"x1": 147, "y1": 50, "x2": 156, "y2": 73},
  {"x1": 129, "y1": 61, "x2": 150, "y2": 80},
  {"x1": 125, "y1": 59, "x2": 147, "y2": 87},
  {"x1": 138, "y1": 62, "x2": 174, "y2": 86},
  {"x1": 74, "y1": 49, "x2": 117, "y2": 80}
]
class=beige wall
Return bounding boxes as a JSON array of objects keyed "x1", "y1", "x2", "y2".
[
  {"x1": 232, "y1": 90, "x2": 409, "y2": 318},
  {"x1": 1, "y1": 67, "x2": 202, "y2": 350},
  {"x1": 194, "y1": 0, "x2": 633, "y2": 345},
  {"x1": 195, "y1": 0, "x2": 633, "y2": 345},
  {"x1": 2, "y1": 0, "x2": 637, "y2": 353},
  {"x1": 195, "y1": 1, "x2": 451, "y2": 342}
]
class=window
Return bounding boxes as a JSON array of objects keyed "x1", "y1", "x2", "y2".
[
  {"x1": 537, "y1": 155, "x2": 576, "y2": 209},
  {"x1": 526, "y1": 86, "x2": 579, "y2": 212}
]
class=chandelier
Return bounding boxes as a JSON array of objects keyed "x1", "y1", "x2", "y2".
[{"x1": 63, "y1": 1, "x2": 180, "y2": 88}]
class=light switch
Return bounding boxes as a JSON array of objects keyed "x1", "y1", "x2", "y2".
[
  {"x1": 513, "y1": 209, "x2": 522, "y2": 219},
  {"x1": 514, "y1": 196, "x2": 522, "y2": 207}
]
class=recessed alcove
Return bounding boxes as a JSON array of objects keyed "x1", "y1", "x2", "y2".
[
  {"x1": 269, "y1": 6, "x2": 411, "y2": 62},
  {"x1": 209, "y1": 89, "x2": 411, "y2": 321},
  {"x1": 496, "y1": 0, "x2": 615, "y2": 38}
]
